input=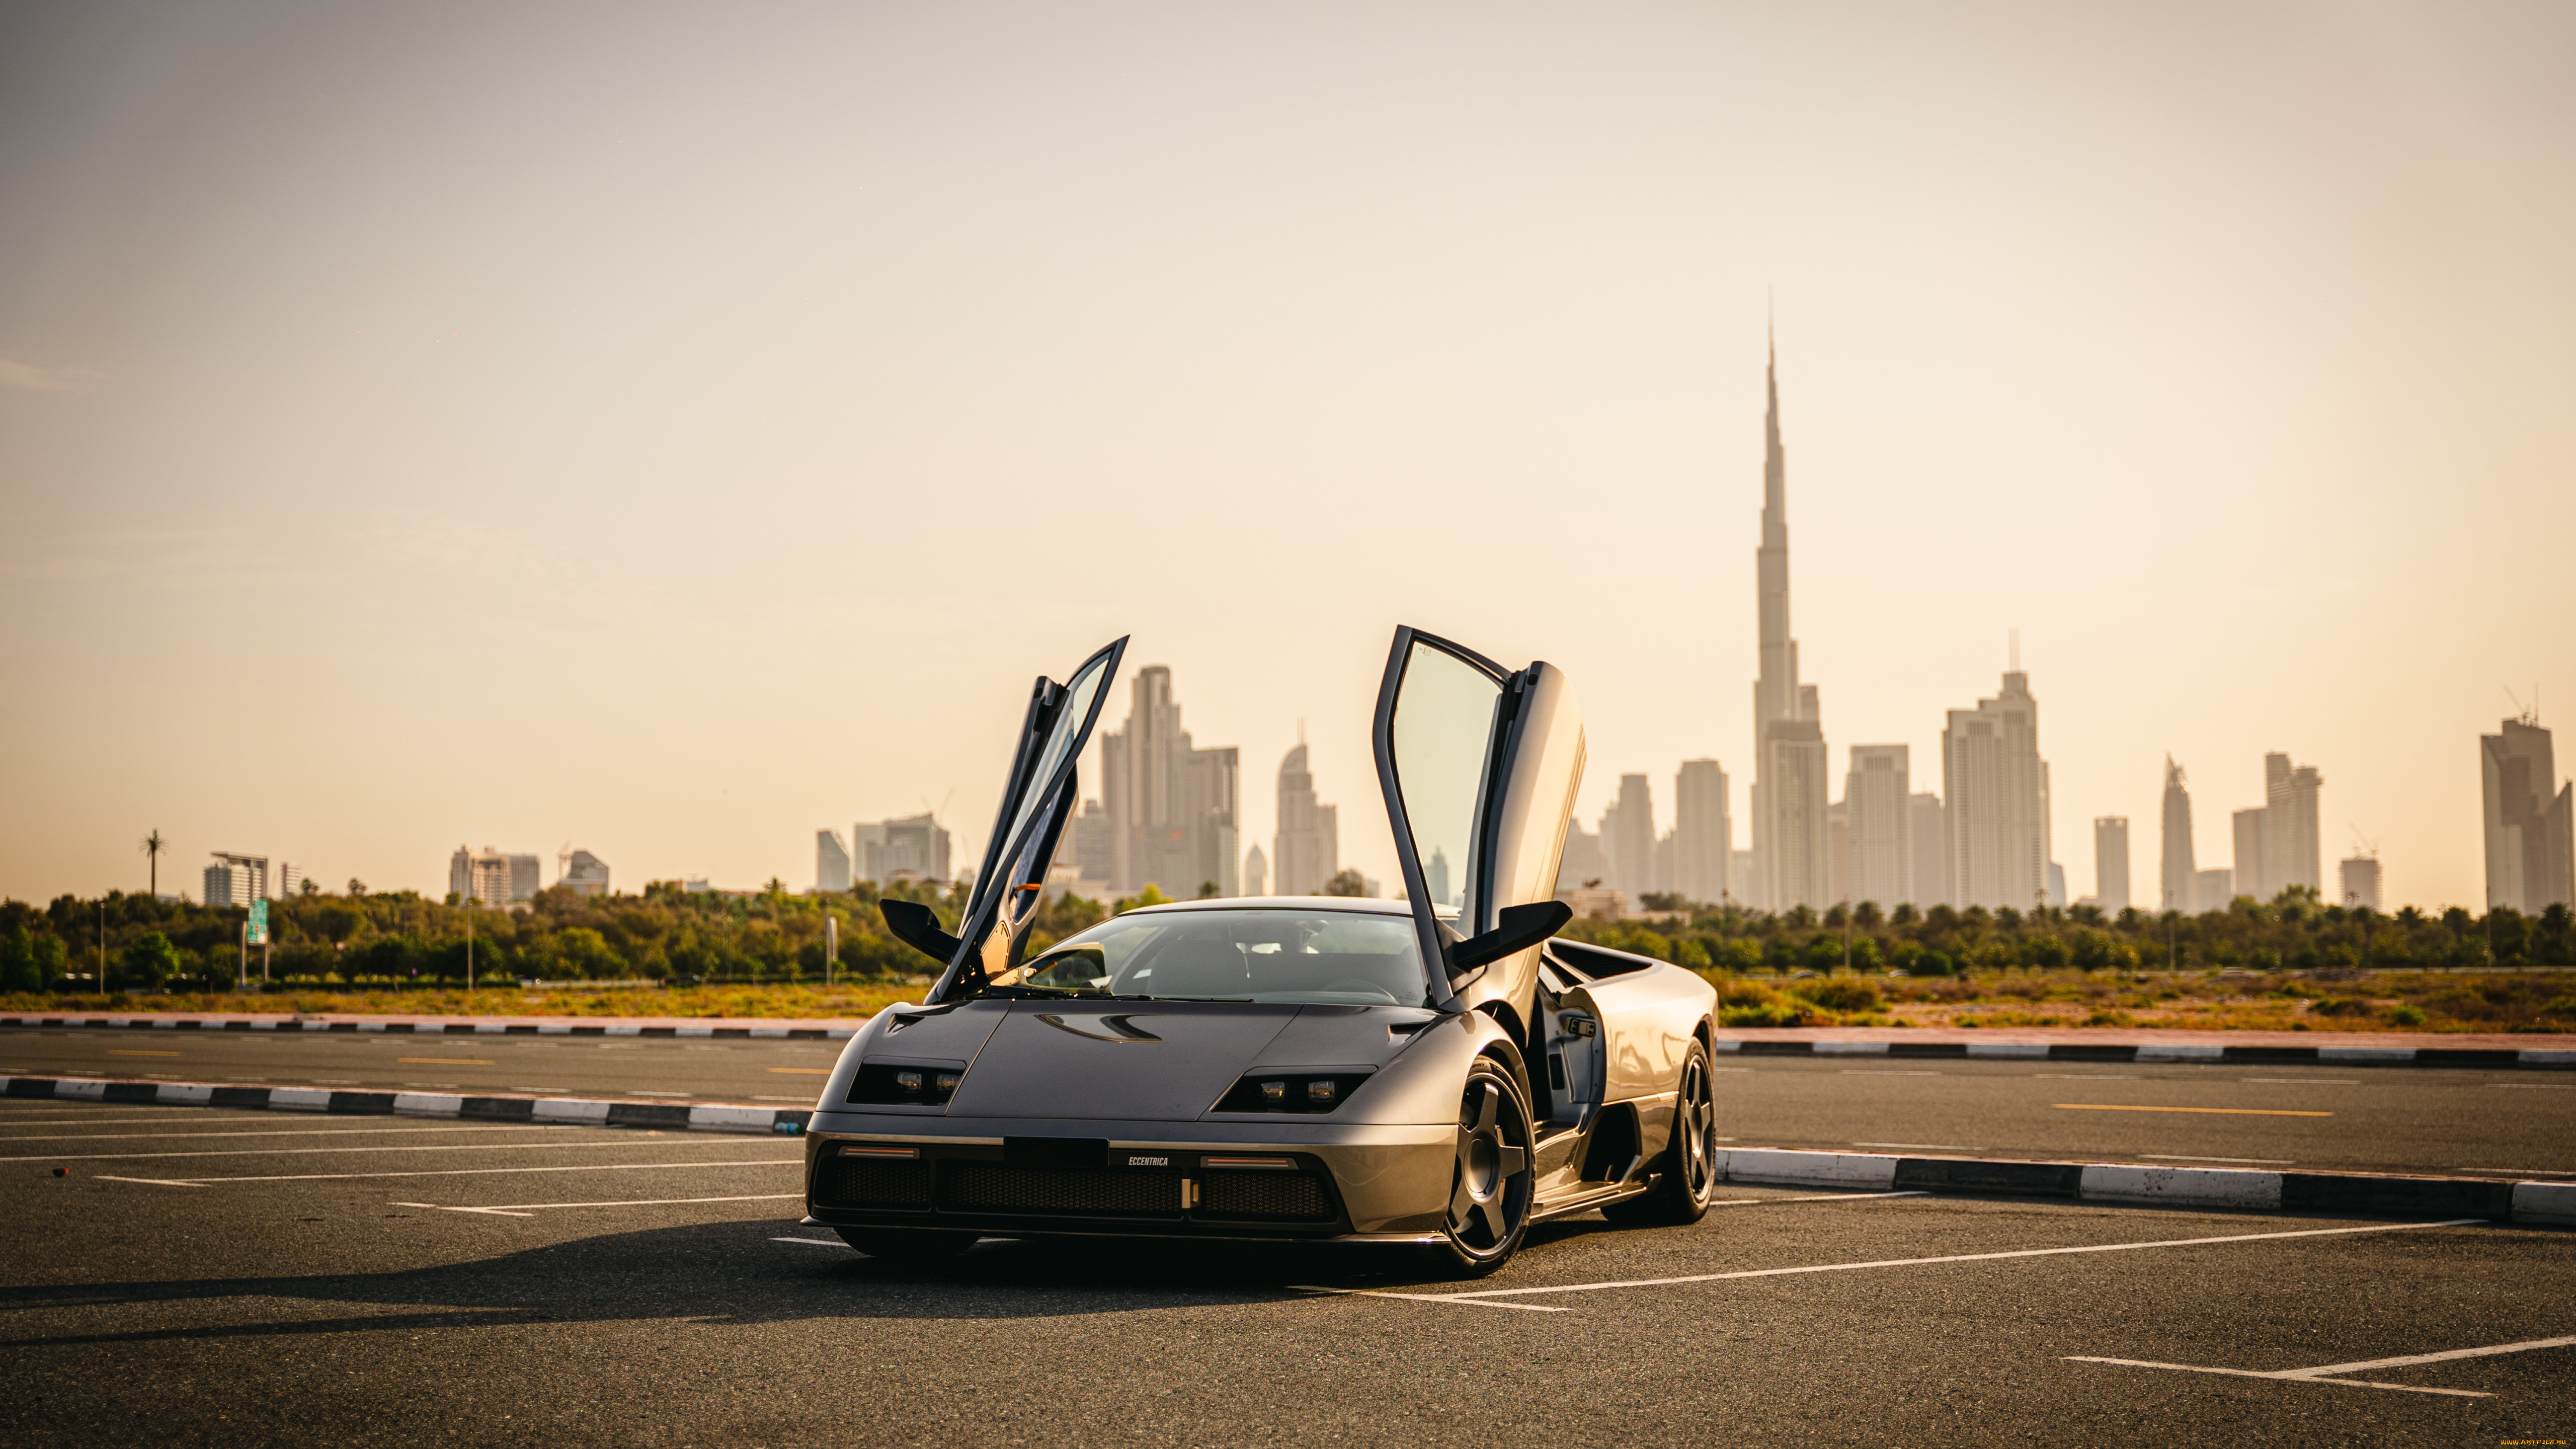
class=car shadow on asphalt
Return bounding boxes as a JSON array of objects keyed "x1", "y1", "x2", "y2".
[{"x1": 0, "y1": 1215, "x2": 1612, "y2": 1348}]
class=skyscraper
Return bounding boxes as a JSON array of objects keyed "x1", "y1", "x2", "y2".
[
  {"x1": 1761, "y1": 721, "x2": 1831, "y2": 910},
  {"x1": 1908, "y1": 792, "x2": 1947, "y2": 908},
  {"x1": 2264, "y1": 753, "x2": 2323, "y2": 898},
  {"x1": 1271, "y1": 743, "x2": 1338, "y2": 897},
  {"x1": 1243, "y1": 844, "x2": 1268, "y2": 898},
  {"x1": 1749, "y1": 324, "x2": 1826, "y2": 911},
  {"x1": 2233, "y1": 808, "x2": 2269, "y2": 904},
  {"x1": 448, "y1": 846, "x2": 537, "y2": 907},
  {"x1": 1942, "y1": 671, "x2": 2049, "y2": 913},
  {"x1": 2094, "y1": 816, "x2": 2131, "y2": 915},
  {"x1": 1673, "y1": 759, "x2": 1731, "y2": 906},
  {"x1": 1846, "y1": 745, "x2": 1911, "y2": 910},
  {"x1": 816, "y1": 830, "x2": 852, "y2": 893},
  {"x1": 2339, "y1": 853, "x2": 2382, "y2": 911},
  {"x1": 1101, "y1": 666, "x2": 1240, "y2": 897},
  {"x1": 2482, "y1": 714, "x2": 2575, "y2": 913},
  {"x1": 1826, "y1": 799, "x2": 1850, "y2": 907},
  {"x1": 1611, "y1": 774, "x2": 1656, "y2": 898},
  {"x1": 203, "y1": 852, "x2": 268, "y2": 908},
  {"x1": 856, "y1": 814, "x2": 951, "y2": 883},
  {"x1": 560, "y1": 849, "x2": 611, "y2": 897},
  {"x1": 2160, "y1": 757, "x2": 2196, "y2": 913}
]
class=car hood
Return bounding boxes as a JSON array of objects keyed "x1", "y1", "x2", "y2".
[{"x1": 938, "y1": 1000, "x2": 1419, "y2": 1122}]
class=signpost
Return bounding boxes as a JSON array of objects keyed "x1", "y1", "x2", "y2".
[{"x1": 248, "y1": 899, "x2": 271, "y2": 987}]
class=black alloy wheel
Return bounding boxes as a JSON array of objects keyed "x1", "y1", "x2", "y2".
[
  {"x1": 1424, "y1": 1058, "x2": 1534, "y2": 1277},
  {"x1": 1603, "y1": 1038, "x2": 1719, "y2": 1226},
  {"x1": 834, "y1": 1227, "x2": 980, "y2": 1262}
]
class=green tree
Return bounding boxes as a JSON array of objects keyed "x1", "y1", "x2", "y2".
[
  {"x1": 1322, "y1": 870, "x2": 1368, "y2": 898},
  {"x1": 117, "y1": 931, "x2": 184, "y2": 990},
  {"x1": 140, "y1": 829, "x2": 167, "y2": 897},
  {"x1": 1, "y1": 925, "x2": 38, "y2": 992}
]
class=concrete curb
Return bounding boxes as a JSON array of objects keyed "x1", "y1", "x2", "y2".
[
  {"x1": 1715, "y1": 1146, "x2": 2574, "y2": 1228},
  {"x1": 0, "y1": 1012, "x2": 858, "y2": 1038},
  {"x1": 1711, "y1": 1039, "x2": 2576, "y2": 1070},
  {"x1": 0, "y1": 1074, "x2": 814, "y2": 1136}
]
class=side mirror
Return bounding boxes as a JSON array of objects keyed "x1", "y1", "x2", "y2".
[
  {"x1": 880, "y1": 900, "x2": 961, "y2": 965},
  {"x1": 1451, "y1": 901, "x2": 1573, "y2": 972}
]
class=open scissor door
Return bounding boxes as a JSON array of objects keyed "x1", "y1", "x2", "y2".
[
  {"x1": 902, "y1": 637, "x2": 1126, "y2": 1002},
  {"x1": 1371, "y1": 626, "x2": 1584, "y2": 1014}
]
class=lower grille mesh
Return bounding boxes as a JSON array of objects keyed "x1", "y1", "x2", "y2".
[
  {"x1": 948, "y1": 1164, "x2": 1182, "y2": 1216},
  {"x1": 1201, "y1": 1171, "x2": 1332, "y2": 1220},
  {"x1": 817, "y1": 1157, "x2": 934, "y2": 1210}
]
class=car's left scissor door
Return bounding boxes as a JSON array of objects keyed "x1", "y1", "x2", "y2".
[{"x1": 925, "y1": 636, "x2": 1125, "y2": 1000}]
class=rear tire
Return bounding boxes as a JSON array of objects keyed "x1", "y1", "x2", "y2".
[
  {"x1": 1418, "y1": 1058, "x2": 1535, "y2": 1279},
  {"x1": 834, "y1": 1227, "x2": 979, "y2": 1262},
  {"x1": 1601, "y1": 1039, "x2": 1718, "y2": 1227}
]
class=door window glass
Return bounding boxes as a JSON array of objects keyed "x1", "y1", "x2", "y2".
[
  {"x1": 1390, "y1": 641, "x2": 1501, "y2": 916},
  {"x1": 999, "y1": 650, "x2": 1113, "y2": 862}
]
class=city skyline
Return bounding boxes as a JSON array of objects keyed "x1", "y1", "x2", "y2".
[{"x1": 3, "y1": 4, "x2": 2569, "y2": 912}]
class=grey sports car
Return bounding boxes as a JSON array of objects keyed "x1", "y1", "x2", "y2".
[{"x1": 800, "y1": 626, "x2": 1720, "y2": 1275}]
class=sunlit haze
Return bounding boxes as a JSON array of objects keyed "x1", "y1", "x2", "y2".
[{"x1": 3, "y1": 1, "x2": 2569, "y2": 910}]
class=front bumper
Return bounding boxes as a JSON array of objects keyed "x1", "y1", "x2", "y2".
[{"x1": 803, "y1": 1109, "x2": 1455, "y2": 1241}]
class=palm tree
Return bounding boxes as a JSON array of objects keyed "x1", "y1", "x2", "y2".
[{"x1": 140, "y1": 830, "x2": 166, "y2": 898}]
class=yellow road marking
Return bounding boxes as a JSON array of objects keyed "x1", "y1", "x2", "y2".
[
  {"x1": 398, "y1": 1058, "x2": 493, "y2": 1065},
  {"x1": 2053, "y1": 1104, "x2": 2331, "y2": 1117},
  {"x1": 767, "y1": 1067, "x2": 831, "y2": 1075},
  {"x1": 109, "y1": 1050, "x2": 180, "y2": 1057}
]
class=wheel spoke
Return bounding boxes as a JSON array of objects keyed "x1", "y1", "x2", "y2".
[
  {"x1": 1496, "y1": 1144, "x2": 1527, "y2": 1176},
  {"x1": 1475, "y1": 1193, "x2": 1507, "y2": 1243},
  {"x1": 1450, "y1": 1176, "x2": 1480, "y2": 1233},
  {"x1": 1471, "y1": 1083, "x2": 1499, "y2": 1135}
]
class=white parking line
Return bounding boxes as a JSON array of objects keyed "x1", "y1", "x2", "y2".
[
  {"x1": 0, "y1": 1111, "x2": 223, "y2": 1123},
  {"x1": 8, "y1": 1137, "x2": 761, "y2": 1164},
  {"x1": 774, "y1": 1236, "x2": 849, "y2": 1248},
  {"x1": 1853, "y1": 1142, "x2": 1975, "y2": 1151},
  {"x1": 2143, "y1": 1154, "x2": 2295, "y2": 1165},
  {"x1": 2242, "y1": 1078, "x2": 2358, "y2": 1085},
  {"x1": 394, "y1": 1193, "x2": 802, "y2": 1218},
  {"x1": 2490, "y1": 1084, "x2": 2576, "y2": 1090},
  {"x1": 2067, "y1": 1332, "x2": 2576, "y2": 1398},
  {"x1": 1711, "y1": 1192, "x2": 1928, "y2": 1208},
  {"x1": 1839, "y1": 1071, "x2": 1944, "y2": 1077},
  {"x1": 97, "y1": 1158, "x2": 801, "y2": 1187},
  {"x1": 0, "y1": 1124, "x2": 576, "y2": 1144},
  {"x1": 1300, "y1": 1219, "x2": 2484, "y2": 1311}
]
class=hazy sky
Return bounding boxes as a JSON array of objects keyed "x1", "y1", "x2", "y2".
[{"x1": 3, "y1": 1, "x2": 2569, "y2": 911}]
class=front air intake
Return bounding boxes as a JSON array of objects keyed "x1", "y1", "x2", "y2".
[
  {"x1": 1200, "y1": 1170, "x2": 1334, "y2": 1221},
  {"x1": 945, "y1": 1164, "x2": 1183, "y2": 1217},
  {"x1": 815, "y1": 1154, "x2": 935, "y2": 1211}
]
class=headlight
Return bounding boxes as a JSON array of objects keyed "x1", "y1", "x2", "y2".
[
  {"x1": 1215, "y1": 1071, "x2": 1372, "y2": 1114},
  {"x1": 846, "y1": 1061, "x2": 964, "y2": 1105}
]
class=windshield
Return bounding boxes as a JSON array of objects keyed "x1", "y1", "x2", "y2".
[{"x1": 979, "y1": 909, "x2": 1428, "y2": 1007}]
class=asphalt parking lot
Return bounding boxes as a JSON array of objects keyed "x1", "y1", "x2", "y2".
[{"x1": 4, "y1": 1097, "x2": 2569, "y2": 1447}]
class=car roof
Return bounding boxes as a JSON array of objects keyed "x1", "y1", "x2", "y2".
[{"x1": 1121, "y1": 895, "x2": 1444, "y2": 919}]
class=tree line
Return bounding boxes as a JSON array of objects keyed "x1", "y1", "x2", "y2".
[
  {"x1": 4, "y1": 879, "x2": 2568, "y2": 995},
  {"x1": 0, "y1": 879, "x2": 1123, "y2": 994},
  {"x1": 1582, "y1": 889, "x2": 2576, "y2": 973}
]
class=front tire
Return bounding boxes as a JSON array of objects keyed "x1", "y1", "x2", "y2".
[
  {"x1": 1602, "y1": 1039, "x2": 1719, "y2": 1227},
  {"x1": 834, "y1": 1227, "x2": 979, "y2": 1262},
  {"x1": 1419, "y1": 1058, "x2": 1535, "y2": 1278}
]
